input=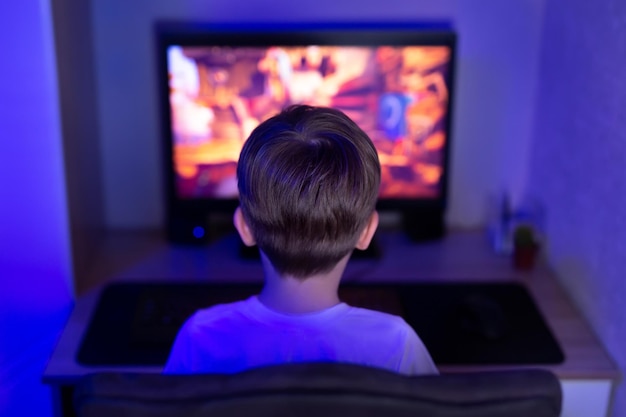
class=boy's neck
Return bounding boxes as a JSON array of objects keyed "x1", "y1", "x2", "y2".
[{"x1": 258, "y1": 253, "x2": 349, "y2": 314}]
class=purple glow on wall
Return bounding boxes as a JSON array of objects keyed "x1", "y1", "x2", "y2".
[
  {"x1": 530, "y1": 1, "x2": 626, "y2": 416},
  {"x1": 0, "y1": 2, "x2": 74, "y2": 416}
]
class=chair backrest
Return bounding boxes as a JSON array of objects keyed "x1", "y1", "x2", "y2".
[{"x1": 73, "y1": 363, "x2": 562, "y2": 417}]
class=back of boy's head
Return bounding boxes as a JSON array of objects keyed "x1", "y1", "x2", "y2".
[{"x1": 237, "y1": 105, "x2": 381, "y2": 279}]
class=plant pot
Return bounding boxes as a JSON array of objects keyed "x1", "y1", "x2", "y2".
[{"x1": 513, "y1": 244, "x2": 538, "y2": 270}]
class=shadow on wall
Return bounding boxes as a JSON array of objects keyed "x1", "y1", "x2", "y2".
[{"x1": 549, "y1": 255, "x2": 599, "y2": 327}]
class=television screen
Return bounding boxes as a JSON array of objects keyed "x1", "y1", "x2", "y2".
[
  {"x1": 157, "y1": 24, "x2": 456, "y2": 243},
  {"x1": 165, "y1": 37, "x2": 454, "y2": 201}
]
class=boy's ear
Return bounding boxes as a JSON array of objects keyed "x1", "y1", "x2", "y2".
[
  {"x1": 355, "y1": 211, "x2": 379, "y2": 250},
  {"x1": 233, "y1": 206, "x2": 256, "y2": 246}
]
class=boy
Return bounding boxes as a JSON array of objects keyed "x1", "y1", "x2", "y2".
[{"x1": 164, "y1": 105, "x2": 437, "y2": 375}]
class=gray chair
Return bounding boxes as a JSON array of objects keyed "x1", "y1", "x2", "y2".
[{"x1": 73, "y1": 363, "x2": 562, "y2": 417}]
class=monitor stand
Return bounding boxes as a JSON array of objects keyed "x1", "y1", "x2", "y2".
[
  {"x1": 350, "y1": 236, "x2": 382, "y2": 259},
  {"x1": 239, "y1": 243, "x2": 261, "y2": 260}
]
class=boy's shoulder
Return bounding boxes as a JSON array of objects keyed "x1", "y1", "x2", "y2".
[
  {"x1": 183, "y1": 298, "x2": 412, "y2": 338},
  {"x1": 185, "y1": 297, "x2": 255, "y2": 329},
  {"x1": 343, "y1": 305, "x2": 413, "y2": 332}
]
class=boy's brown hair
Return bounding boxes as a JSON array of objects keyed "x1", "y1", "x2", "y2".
[{"x1": 237, "y1": 105, "x2": 381, "y2": 278}]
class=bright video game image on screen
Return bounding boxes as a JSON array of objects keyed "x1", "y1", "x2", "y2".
[{"x1": 168, "y1": 44, "x2": 451, "y2": 199}]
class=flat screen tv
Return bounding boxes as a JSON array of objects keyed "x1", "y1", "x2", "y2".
[{"x1": 156, "y1": 22, "x2": 456, "y2": 248}]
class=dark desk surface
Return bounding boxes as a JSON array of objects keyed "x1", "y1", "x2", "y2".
[{"x1": 43, "y1": 229, "x2": 619, "y2": 384}]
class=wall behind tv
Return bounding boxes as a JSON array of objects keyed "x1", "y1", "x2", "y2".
[
  {"x1": 529, "y1": 0, "x2": 626, "y2": 415},
  {"x1": 90, "y1": 0, "x2": 545, "y2": 229}
]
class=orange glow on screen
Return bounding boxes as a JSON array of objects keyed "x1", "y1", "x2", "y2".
[{"x1": 168, "y1": 45, "x2": 451, "y2": 199}]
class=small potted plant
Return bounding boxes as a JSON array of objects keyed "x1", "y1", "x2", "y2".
[{"x1": 512, "y1": 225, "x2": 539, "y2": 270}]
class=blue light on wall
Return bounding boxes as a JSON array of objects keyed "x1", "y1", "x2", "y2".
[{"x1": 0, "y1": 2, "x2": 75, "y2": 417}]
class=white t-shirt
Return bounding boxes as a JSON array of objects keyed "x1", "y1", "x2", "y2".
[{"x1": 163, "y1": 296, "x2": 438, "y2": 375}]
